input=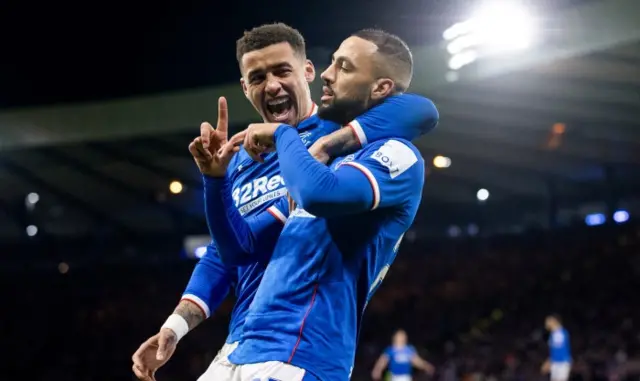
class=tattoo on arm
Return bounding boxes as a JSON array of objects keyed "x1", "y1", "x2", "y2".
[
  {"x1": 173, "y1": 300, "x2": 206, "y2": 331},
  {"x1": 322, "y1": 128, "x2": 362, "y2": 158}
]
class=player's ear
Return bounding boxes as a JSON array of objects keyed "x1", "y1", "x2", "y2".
[
  {"x1": 240, "y1": 77, "x2": 249, "y2": 98},
  {"x1": 304, "y1": 59, "x2": 316, "y2": 83},
  {"x1": 370, "y1": 78, "x2": 394, "y2": 101}
]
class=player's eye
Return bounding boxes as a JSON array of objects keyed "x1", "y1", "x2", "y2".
[
  {"x1": 274, "y1": 68, "x2": 292, "y2": 77},
  {"x1": 249, "y1": 74, "x2": 265, "y2": 84}
]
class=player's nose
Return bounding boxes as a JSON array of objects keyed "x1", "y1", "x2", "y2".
[
  {"x1": 320, "y1": 65, "x2": 334, "y2": 84},
  {"x1": 264, "y1": 75, "x2": 283, "y2": 95}
]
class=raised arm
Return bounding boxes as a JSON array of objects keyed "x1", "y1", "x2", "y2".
[
  {"x1": 274, "y1": 128, "x2": 424, "y2": 218},
  {"x1": 310, "y1": 93, "x2": 438, "y2": 163}
]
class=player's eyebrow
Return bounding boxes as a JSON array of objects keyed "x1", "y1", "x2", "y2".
[
  {"x1": 246, "y1": 62, "x2": 292, "y2": 80},
  {"x1": 331, "y1": 55, "x2": 355, "y2": 69}
]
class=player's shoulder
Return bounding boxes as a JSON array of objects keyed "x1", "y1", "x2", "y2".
[
  {"x1": 364, "y1": 137, "x2": 421, "y2": 155},
  {"x1": 354, "y1": 139, "x2": 424, "y2": 184},
  {"x1": 361, "y1": 138, "x2": 424, "y2": 171},
  {"x1": 386, "y1": 92, "x2": 437, "y2": 108}
]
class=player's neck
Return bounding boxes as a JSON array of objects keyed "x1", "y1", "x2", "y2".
[{"x1": 297, "y1": 98, "x2": 315, "y2": 124}]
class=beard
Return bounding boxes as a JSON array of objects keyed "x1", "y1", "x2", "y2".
[{"x1": 318, "y1": 85, "x2": 374, "y2": 125}]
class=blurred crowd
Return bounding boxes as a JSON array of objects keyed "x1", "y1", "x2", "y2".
[{"x1": 2, "y1": 222, "x2": 639, "y2": 381}]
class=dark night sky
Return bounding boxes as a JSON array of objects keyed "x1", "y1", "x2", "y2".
[{"x1": 0, "y1": 0, "x2": 593, "y2": 109}]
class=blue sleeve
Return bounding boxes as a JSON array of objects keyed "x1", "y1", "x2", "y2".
[
  {"x1": 181, "y1": 243, "x2": 235, "y2": 319},
  {"x1": 384, "y1": 347, "x2": 393, "y2": 358},
  {"x1": 203, "y1": 175, "x2": 289, "y2": 266},
  {"x1": 347, "y1": 94, "x2": 438, "y2": 146},
  {"x1": 275, "y1": 126, "x2": 424, "y2": 217}
]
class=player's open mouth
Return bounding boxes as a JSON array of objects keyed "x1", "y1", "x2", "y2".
[{"x1": 266, "y1": 97, "x2": 294, "y2": 123}]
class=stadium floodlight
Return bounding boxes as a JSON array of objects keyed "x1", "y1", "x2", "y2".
[
  {"x1": 470, "y1": 2, "x2": 536, "y2": 52},
  {"x1": 442, "y1": 1, "x2": 536, "y2": 71},
  {"x1": 26, "y1": 225, "x2": 38, "y2": 237},
  {"x1": 613, "y1": 210, "x2": 629, "y2": 224},
  {"x1": 448, "y1": 51, "x2": 478, "y2": 70},
  {"x1": 169, "y1": 180, "x2": 183, "y2": 194},
  {"x1": 26, "y1": 192, "x2": 40, "y2": 205},
  {"x1": 433, "y1": 155, "x2": 451, "y2": 169},
  {"x1": 476, "y1": 188, "x2": 490, "y2": 202}
]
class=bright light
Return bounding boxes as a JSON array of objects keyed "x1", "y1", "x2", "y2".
[
  {"x1": 26, "y1": 192, "x2": 40, "y2": 205},
  {"x1": 449, "y1": 51, "x2": 478, "y2": 70},
  {"x1": 169, "y1": 181, "x2": 183, "y2": 194},
  {"x1": 442, "y1": 1, "x2": 536, "y2": 71},
  {"x1": 613, "y1": 210, "x2": 629, "y2": 224},
  {"x1": 26, "y1": 225, "x2": 38, "y2": 237},
  {"x1": 433, "y1": 155, "x2": 451, "y2": 168},
  {"x1": 585, "y1": 213, "x2": 606, "y2": 226},
  {"x1": 469, "y1": 2, "x2": 536, "y2": 52},
  {"x1": 476, "y1": 188, "x2": 489, "y2": 201},
  {"x1": 194, "y1": 246, "x2": 207, "y2": 258}
]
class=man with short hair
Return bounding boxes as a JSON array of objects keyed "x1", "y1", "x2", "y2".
[
  {"x1": 203, "y1": 28, "x2": 433, "y2": 381},
  {"x1": 131, "y1": 23, "x2": 437, "y2": 381},
  {"x1": 371, "y1": 329, "x2": 435, "y2": 381},
  {"x1": 541, "y1": 314, "x2": 572, "y2": 381}
]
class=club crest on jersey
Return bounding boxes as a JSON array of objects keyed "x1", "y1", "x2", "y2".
[
  {"x1": 232, "y1": 175, "x2": 287, "y2": 215},
  {"x1": 334, "y1": 154, "x2": 356, "y2": 169},
  {"x1": 299, "y1": 131, "x2": 313, "y2": 146}
]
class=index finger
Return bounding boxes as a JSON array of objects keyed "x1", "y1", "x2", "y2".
[{"x1": 217, "y1": 96, "x2": 228, "y2": 135}]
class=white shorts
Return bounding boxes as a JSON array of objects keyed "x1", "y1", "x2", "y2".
[
  {"x1": 199, "y1": 352, "x2": 315, "y2": 381},
  {"x1": 197, "y1": 342, "x2": 239, "y2": 381},
  {"x1": 391, "y1": 375, "x2": 412, "y2": 381},
  {"x1": 550, "y1": 362, "x2": 571, "y2": 381},
  {"x1": 230, "y1": 361, "x2": 313, "y2": 381}
]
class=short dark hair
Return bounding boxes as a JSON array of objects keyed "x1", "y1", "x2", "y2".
[
  {"x1": 547, "y1": 314, "x2": 562, "y2": 324},
  {"x1": 352, "y1": 28, "x2": 413, "y2": 92},
  {"x1": 236, "y1": 23, "x2": 306, "y2": 68}
]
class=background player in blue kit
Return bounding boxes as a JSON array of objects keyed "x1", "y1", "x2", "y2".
[
  {"x1": 371, "y1": 330, "x2": 435, "y2": 381},
  {"x1": 204, "y1": 29, "x2": 434, "y2": 381},
  {"x1": 131, "y1": 23, "x2": 437, "y2": 381},
  {"x1": 542, "y1": 314, "x2": 572, "y2": 381}
]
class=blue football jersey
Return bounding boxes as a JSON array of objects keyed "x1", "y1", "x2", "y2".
[
  {"x1": 186, "y1": 94, "x2": 436, "y2": 345},
  {"x1": 190, "y1": 107, "x2": 336, "y2": 343},
  {"x1": 385, "y1": 345, "x2": 416, "y2": 376},
  {"x1": 229, "y1": 137, "x2": 425, "y2": 381},
  {"x1": 549, "y1": 327, "x2": 571, "y2": 363}
]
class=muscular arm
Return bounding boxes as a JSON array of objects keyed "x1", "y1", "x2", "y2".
[
  {"x1": 310, "y1": 94, "x2": 438, "y2": 163},
  {"x1": 310, "y1": 128, "x2": 361, "y2": 164},
  {"x1": 172, "y1": 300, "x2": 206, "y2": 331}
]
